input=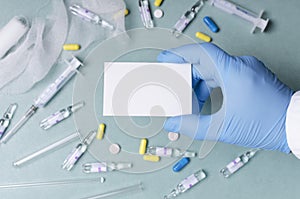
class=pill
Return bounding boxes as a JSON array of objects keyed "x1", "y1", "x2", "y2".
[
  {"x1": 139, "y1": 138, "x2": 148, "y2": 155},
  {"x1": 109, "y1": 143, "x2": 121, "y2": 154},
  {"x1": 143, "y1": 155, "x2": 160, "y2": 162},
  {"x1": 172, "y1": 157, "x2": 190, "y2": 172},
  {"x1": 124, "y1": 9, "x2": 129, "y2": 16},
  {"x1": 168, "y1": 132, "x2": 179, "y2": 141},
  {"x1": 195, "y1": 32, "x2": 212, "y2": 42},
  {"x1": 154, "y1": 0, "x2": 164, "y2": 7},
  {"x1": 96, "y1": 123, "x2": 106, "y2": 140},
  {"x1": 63, "y1": 44, "x2": 81, "y2": 51},
  {"x1": 154, "y1": 9, "x2": 164, "y2": 19},
  {"x1": 203, "y1": 16, "x2": 219, "y2": 33}
]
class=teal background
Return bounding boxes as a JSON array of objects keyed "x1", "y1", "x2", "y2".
[{"x1": 0, "y1": 0, "x2": 300, "y2": 199}]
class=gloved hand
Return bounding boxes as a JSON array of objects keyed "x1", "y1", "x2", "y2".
[{"x1": 157, "y1": 43, "x2": 293, "y2": 153}]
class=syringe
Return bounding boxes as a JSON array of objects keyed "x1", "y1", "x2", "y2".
[
  {"x1": 209, "y1": 0, "x2": 269, "y2": 33},
  {"x1": 0, "y1": 56, "x2": 83, "y2": 144}
]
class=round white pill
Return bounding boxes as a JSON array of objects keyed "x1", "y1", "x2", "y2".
[
  {"x1": 154, "y1": 9, "x2": 164, "y2": 19},
  {"x1": 109, "y1": 143, "x2": 121, "y2": 154},
  {"x1": 168, "y1": 132, "x2": 179, "y2": 141}
]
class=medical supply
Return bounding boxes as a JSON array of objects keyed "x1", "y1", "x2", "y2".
[
  {"x1": 209, "y1": 0, "x2": 269, "y2": 33},
  {"x1": 139, "y1": 138, "x2": 148, "y2": 155},
  {"x1": 0, "y1": 177, "x2": 104, "y2": 189},
  {"x1": 203, "y1": 16, "x2": 219, "y2": 32},
  {"x1": 69, "y1": 4, "x2": 115, "y2": 30},
  {"x1": 154, "y1": 9, "x2": 164, "y2": 19},
  {"x1": 96, "y1": 123, "x2": 106, "y2": 140},
  {"x1": 0, "y1": 16, "x2": 30, "y2": 59},
  {"x1": 63, "y1": 44, "x2": 81, "y2": 51},
  {"x1": 0, "y1": 104, "x2": 17, "y2": 139},
  {"x1": 13, "y1": 132, "x2": 79, "y2": 167},
  {"x1": 138, "y1": 0, "x2": 154, "y2": 29},
  {"x1": 109, "y1": 143, "x2": 121, "y2": 154},
  {"x1": 172, "y1": 0, "x2": 204, "y2": 37},
  {"x1": 164, "y1": 169, "x2": 206, "y2": 199},
  {"x1": 147, "y1": 146, "x2": 196, "y2": 158},
  {"x1": 0, "y1": 56, "x2": 83, "y2": 144},
  {"x1": 172, "y1": 157, "x2": 190, "y2": 172},
  {"x1": 168, "y1": 132, "x2": 179, "y2": 141},
  {"x1": 195, "y1": 32, "x2": 212, "y2": 42},
  {"x1": 80, "y1": 182, "x2": 143, "y2": 199},
  {"x1": 62, "y1": 131, "x2": 96, "y2": 171},
  {"x1": 154, "y1": 0, "x2": 164, "y2": 7},
  {"x1": 40, "y1": 101, "x2": 84, "y2": 130},
  {"x1": 124, "y1": 9, "x2": 130, "y2": 16},
  {"x1": 83, "y1": 162, "x2": 132, "y2": 173},
  {"x1": 143, "y1": 155, "x2": 160, "y2": 162},
  {"x1": 220, "y1": 149, "x2": 259, "y2": 178}
]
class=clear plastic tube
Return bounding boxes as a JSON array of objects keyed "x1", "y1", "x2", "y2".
[{"x1": 80, "y1": 182, "x2": 143, "y2": 199}]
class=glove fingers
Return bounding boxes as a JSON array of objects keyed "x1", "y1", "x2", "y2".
[
  {"x1": 194, "y1": 80, "x2": 212, "y2": 110},
  {"x1": 163, "y1": 114, "x2": 212, "y2": 140}
]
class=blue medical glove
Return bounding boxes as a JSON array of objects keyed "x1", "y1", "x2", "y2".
[{"x1": 157, "y1": 43, "x2": 293, "y2": 153}]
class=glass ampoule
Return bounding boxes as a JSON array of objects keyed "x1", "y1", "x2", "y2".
[
  {"x1": 164, "y1": 169, "x2": 206, "y2": 199},
  {"x1": 83, "y1": 162, "x2": 132, "y2": 173},
  {"x1": 147, "y1": 146, "x2": 196, "y2": 158},
  {"x1": 138, "y1": 0, "x2": 154, "y2": 29},
  {"x1": 220, "y1": 149, "x2": 259, "y2": 178},
  {"x1": 172, "y1": 0, "x2": 204, "y2": 37}
]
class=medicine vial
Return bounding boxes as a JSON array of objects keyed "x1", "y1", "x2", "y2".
[
  {"x1": 83, "y1": 162, "x2": 132, "y2": 173},
  {"x1": 220, "y1": 149, "x2": 259, "y2": 178},
  {"x1": 147, "y1": 146, "x2": 196, "y2": 158},
  {"x1": 138, "y1": 0, "x2": 154, "y2": 29},
  {"x1": 164, "y1": 169, "x2": 206, "y2": 199}
]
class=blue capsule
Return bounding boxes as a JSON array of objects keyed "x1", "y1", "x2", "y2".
[
  {"x1": 203, "y1": 16, "x2": 219, "y2": 33},
  {"x1": 172, "y1": 157, "x2": 190, "y2": 172}
]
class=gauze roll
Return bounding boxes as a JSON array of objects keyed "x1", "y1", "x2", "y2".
[{"x1": 0, "y1": 16, "x2": 30, "y2": 59}]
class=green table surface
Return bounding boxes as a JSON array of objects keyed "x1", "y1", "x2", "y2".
[{"x1": 1, "y1": 0, "x2": 300, "y2": 199}]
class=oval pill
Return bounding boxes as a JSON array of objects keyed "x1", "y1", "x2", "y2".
[
  {"x1": 173, "y1": 157, "x2": 190, "y2": 172},
  {"x1": 63, "y1": 44, "x2": 81, "y2": 51},
  {"x1": 139, "y1": 138, "x2": 148, "y2": 155},
  {"x1": 154, "y1": 0, "x2": 164, "y2": 7},
  {"x1": 195, "y1": 32, "x2": 212, "y2": 42},
  {"x1": 168, "y1": 132, "x2": 179, "y2": 141},
  {"x1": 143, "y1": 155, "x2": 160, "y2": 162},
  {"x1": 124, "y1": 9, "x2": 129, "y2": 16},
  {"x1": 96, "y1": 123, "x2": 106, "y2": 140},
  {"x1": 203, "y1": 16, "x2": 219, "y2": 33}
]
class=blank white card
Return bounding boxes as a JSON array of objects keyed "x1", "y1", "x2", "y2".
[{"x1": 103, "y1": 62, "x2": 192, "y2": 116}]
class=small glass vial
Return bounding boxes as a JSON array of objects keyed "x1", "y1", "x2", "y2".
[
  {"x1": 138, "y1": 0, "x2": 154, "y2": 29},
  {"x1": 83, "y1": 162, "x2": 132, "y2": 173},
  {"x1": 220, "y1": 149, "x2": 259, "y2": 178},
  {"x1": 62, "y1": 131, "x2": 96, "y2": 171},
  {"x1": 164, "y1": 169, "x2": 206, "y2": 199},
  {"x1": 147, "y1": 146, "x2": 196, "y2": 158},
  {"x1": 172, "y1": 0, "x2": 204, "y2": 37}
]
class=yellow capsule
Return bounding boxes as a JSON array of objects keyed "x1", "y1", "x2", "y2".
[
  {"x1": 143, "y1": 155, "x2": 160, "y2": 162},
  {"x1": 63, "y1": 44, "x2": 81, "y2": 51},
  {"x1": 139, "y1": 138, "x2": 148, "y2": 155},
  {"x1": 96, "y1": 123, "x2": 106, "y2": 140},
  {"x1": 195, "y1": 32, "x2": 212, "y2": 42},
  {"x1": 154, "y1": 0, "x2": 164, "y2": 7},
  {"x1": 124, "y1": 9, "x2": 129, "y2": 16}
]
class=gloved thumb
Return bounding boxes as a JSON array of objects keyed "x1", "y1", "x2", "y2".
[{"x1": 164, "y1": 114, "x2": 212, "y2": 140}]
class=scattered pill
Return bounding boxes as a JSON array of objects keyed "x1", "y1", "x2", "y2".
[
  {"x1": 63, "y1": 44, "x2": 81, "y2": 51},
  {"x1": 143, "y1": 155, "x2": 160, "y2": 162},
  {"x1": 154, "y1": 0, "x2": 164, "y2": 7},
  {"x1": 154, "y1": 9, "x2": 164, "y2": 19},
  {"x1": 195, "y1": 32, "x2": 212, "y2": 42},
  {"x1": 96, "y1": 123, "x2": 106, "y2": 140},
  {"x1": 203, "y1": 16, "x2": 219, "y2": 33},
  {"x1": 109, "y1": 143, "x2": 121, "y2": 154},
  {"x1": 124, "y1": 9, "x2": 129, "y2": 16},
  {"x1": 168, "y1": 132, "x2": 179, "y2": 141},
  {"x1": 173, "y1": 157, "x2": 190, "y2": 172},
  {"x1": 139, "y1": 138, "x2": 148, "y2": 155}
]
